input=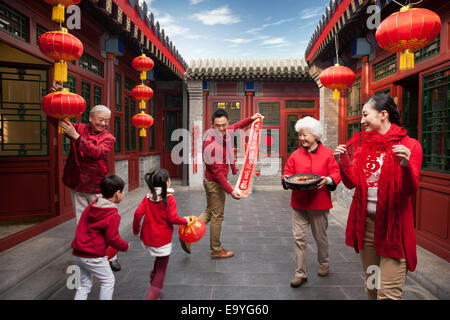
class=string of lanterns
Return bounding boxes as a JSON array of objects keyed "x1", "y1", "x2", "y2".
[
  {"x1": 131, "y1": 54, "x2": 155, "y2": 137},
  {"x1": 39, "y1": 0, "x2": 86, "y2": 133}
]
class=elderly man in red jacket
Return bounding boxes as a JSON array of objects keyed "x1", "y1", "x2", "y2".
[
  {"x1": 55, "y1": 83, "x2": 120, "y2": 271},
  {"x1": 180, "y1": 109, "x2": 263, "y2": 259}
]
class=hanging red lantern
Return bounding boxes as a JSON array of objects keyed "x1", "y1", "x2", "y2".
[
  {"x1": 132, "y1": 54, "x2": 155, "y2": 81},
  {"x1": 131, "y1": 85, "x2": 154, "y2": 109},
  {"x1": 178, "y1": 216, "x2": 206, "y2": 243},
  {"x1": 319, "y1": 64, "x2": 356, "y2": 100},
  {"x1": 44, "y1": 0, "x2": 81, "y2": 23},
  {"x1": 41, "y1": 88, "x2": 86, "y2": 133},
  {"x1": 131, "y1": 111, "x2": 154, "y2": 137},
  {"x1": 375, "y1": 6, "x2": 441, "y2": 70},
  {"x1": 38, "y1": 28, "x2": 83, "y2": 83}
]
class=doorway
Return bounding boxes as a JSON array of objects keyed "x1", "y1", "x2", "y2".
[{"x1": 162, "y1": 94, "x2": 183, "y2": 179}]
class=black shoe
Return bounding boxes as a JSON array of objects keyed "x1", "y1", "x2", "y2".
[
  {"x1": 179, "y1": 238, "x2": 191, "y2": 254},
  {"x1": 109, "y1": 259, "x2": 121, "y2": 272}
]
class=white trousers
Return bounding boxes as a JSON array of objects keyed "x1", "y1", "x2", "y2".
[{"x1": 73, "y1": 256, "x2": 115, "y2": 300}]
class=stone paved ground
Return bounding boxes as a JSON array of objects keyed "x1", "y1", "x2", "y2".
[{"x1": 49, "y1": 190, "x2": 437, "y2": 300}]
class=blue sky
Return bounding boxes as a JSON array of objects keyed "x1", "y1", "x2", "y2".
[{"x1": 141, "y1": 0, "x2": 329, "y2": 63}]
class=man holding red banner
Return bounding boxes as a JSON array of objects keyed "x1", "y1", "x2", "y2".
[{"x1": 180, "y1": 109, "x2": 263, "y2": 259}]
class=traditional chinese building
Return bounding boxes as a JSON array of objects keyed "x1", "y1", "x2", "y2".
[
  {"x1": 305, "y1": 0, "x2": 449, "y2": 262},
  {"x1": 0, "y1": 0, "x2": 187, "y2": 251},
  {"x1": 184, "y1": 59, "x2": 319, "y2": 190}
]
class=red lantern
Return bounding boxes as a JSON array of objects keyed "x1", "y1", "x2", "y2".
[
  {"x1": 41, "y1": 88, "x2": 86, "y2": 133},
  {"x1": 375, "y1": 6, "x2": 441, "y2": 71},
  {"x1": 178, "y1": 216, "x2": 206, "y2": 243},
  {"x1": 131, "y1": 111, "x2": 154, "y2": 137},
  {"x1": 131, "y1": 85, "x2": 154, "y2": 109},
  {"x1": 132, "y1": 54, "x2": 155, "y2": 80},
  {"x1": 44, "y1": 0, "x2": 81, "y2": 23},
  {"x1": 319, "y1": 64, "x2": 356, "y2": 100},
  {"x1": 38, "y1": 28, "x2": 83, "y2": 83}
]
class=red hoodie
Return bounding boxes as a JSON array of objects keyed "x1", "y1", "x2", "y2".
[
  {"x1": 72, "y1": 197, "x2": 129, "y2": 258},
  {"x1": 133, "y1": 194, "x2": 188, "y2": 247}
]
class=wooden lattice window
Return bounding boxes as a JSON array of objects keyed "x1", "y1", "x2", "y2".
[
  {"x1": 347, "y1": 122, "x2": 361, "y2": 140},
  {"x1": 124, "y1": 76, "x2": 136, "y2": 92},
  {"x1": 115, "y1": 73, "x2": 122, "y2": 111},
  {"x1": 258, "y1": 102, "x2": 280, "y2": 126},
  {"x1": 79, "y1": 53, "x2": 104, "y2": 78},
  {"x1": 93, "y1": 85, "x2": 102, "y2": 106},
  {"x1": 36, "y1": 25, "x2": 47, "y2": 43},
  {"x1": 347, "y1": 78, "x2": 361, "y2": 118},
  {"x1": 81, "y1": 81, "x2": 91, "y2": 123},
  {"x1": 130, "y1": 99, "x2": 136, "y2": 151},
  {"x1": 374, "y1": 55, "x2": 397, "y2": 81},
  {"x1": 114, "y1": 115, "x2": 121, "y2": 154},
  {"x1": 149, "y1": 98, "x2": 155, "y2": 151},
  {"x1": 285, "y1": 100, "x2": 315, "y2": 109},
  {"x1": 0, "y1": 2, "x2": 28, "y2": 41},
  {"x1": 124, "y1": 97, "x2": 130, "y2": 151},
  {"x1": 421, "y1": 67, "x2": 450, "y2": 173},
  {"x1": 415, "y1": 35, "x2": 440, "y2": 65}
]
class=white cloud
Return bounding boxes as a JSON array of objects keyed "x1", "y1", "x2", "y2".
[
  {"x1": 225, "y1": 38, "x2": 253, "y2": 45},
  {"x1": 262, "y1": 37, "x2": 287, "y2": 46},
  {"x1": 300, "y1": 7, "x2": 325, "y2": 19},
  {"x1": 245, "y1": 18, "x2": 295, "y2": 35},
  {"x1": 192, "y1": 6, "x2": 241, "y2": 25},
  {"x1": 156, "y1": 13, "x2": 205, "y2": 40},
  {"x1": 189, "y1": 0, "x2": 205, "y2": 5}
]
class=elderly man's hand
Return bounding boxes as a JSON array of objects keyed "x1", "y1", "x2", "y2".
[
  {"x1": 59, "y1": 120, "x2": 80, "y2": 140},
  {"x1": 50, "y1": 82, "x2": 63, "y2": 93},
  {"x1": 251, "y1": 113, "x2": 264, "y2": 121}
]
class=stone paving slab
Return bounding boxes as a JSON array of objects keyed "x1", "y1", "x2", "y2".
[{"x1": 48, "y1": 190, "x2": 438, "y2": 300}]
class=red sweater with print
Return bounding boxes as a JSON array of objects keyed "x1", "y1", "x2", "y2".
[
  {"x1": 203, "y1": 118, "x2": 253, "y2": 194},
  {"x1": 133, "y1": 195, "x2": 188, "y2": 247},
  {"x1": 282, "y1": 143, "x2": 341, "y2": 210},
  {"x1": 72, "y1": 197, "x2": 129, "y2": 258},
  {"x1": 63, "y1": 123, "x2": 116, "y2": 193}
]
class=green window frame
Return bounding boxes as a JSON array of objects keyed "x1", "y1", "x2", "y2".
[
  {"x1": 115, "y1": 73, "x2": 122, "y2": 111},
  {"x1": 415, "y1": 35, "x2": 440, "y2": 65},
  {"x1": 374, "y1": 55, "x2": 397, "y2": 81},
  {"x1": 149, "y1": 98, "x2": 155, "y2": 151},
  {"x1": 124, "y1": 97, "x2": 130, "y2": 151},
  {"x1": 63, "y1": 75, "x2": 77, "y2": 156},
  {"x1": 124, "y1": 76, "x2": 136, "y2": 92},
  {"x1": 347, "y1": 77, "x2": 361, "y2": 118},
  {"x1": 258, "y1": 102, "x2": 280, "y2": 126},
  {"x1": 79, "y1": 53, "x2": 104, "y2": 78},
  {"x1": 130, "y1": 100, "x2": 137, "y2": 151},
  {"x1": 114, "y1": 115, "x2": 122, "y2": 154},
  {"x1": 285, "y1": 100, "x2": 315, "y2": 109},
  {"x1": 421, "y1": 67, "x2": 450, "y2": 173},
  {"x1": 93, "y1": 85, "x2": 102, "y2": 106},
  {"x1": 0, "y1": 2, "x2": 29, "y2": 41},
  {"x1": 36, "y1": 25, "x2": 47, "y2": 43},
  {"x1": 347, "y1": 121, "x2": 361, "y2": 140},
  {"x1": 375, "y1": 87, "x2": 391, "y2": 95},
  {"x1": 81, "y1": 81, "x2": 91, "y2": 123}
]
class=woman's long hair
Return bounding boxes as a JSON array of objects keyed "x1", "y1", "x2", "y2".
[{"x1": 144, "y1": 168, "x2": 169, "y2": 207}]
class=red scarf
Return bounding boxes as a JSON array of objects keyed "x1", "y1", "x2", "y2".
[{"x1": 342, "y1": 124, "x2": 407, "y2": 258}]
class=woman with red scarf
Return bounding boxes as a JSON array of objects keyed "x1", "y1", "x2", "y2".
[{"x1": 334, "y1": 94, "x2": 422, "y2": 300}]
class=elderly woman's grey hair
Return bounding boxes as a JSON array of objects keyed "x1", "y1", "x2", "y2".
[
  {"x1": 294, "y1": 116, "x2": 323, "y2": 141},
  {"x1": 90, "y1": 105, "x2": 111, "y2": 116}
]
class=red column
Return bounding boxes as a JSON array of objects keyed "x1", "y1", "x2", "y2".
[{"x1": 361, "y1": 56, "x2": 370, "y2": 102}]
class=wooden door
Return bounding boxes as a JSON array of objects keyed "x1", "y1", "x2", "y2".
[{"x1": 163, "y1": 110, "x2": 182, "y2": 179}]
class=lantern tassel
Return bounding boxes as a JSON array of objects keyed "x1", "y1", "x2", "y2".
[
  {"x1": 139, "y1": 101, "x2": 146, "y2": 110},
  {"x1": 54, "y1": 61, "x2": 68, "y2": 83},
  {"x1": 140, "y1": 71, "x2": 147, "y2": 81},
  {"x1": 333, "y1": 89, "x2": 340, "y2": 100},
  {"x1": 400, "y1": 49, "x2": 415, "y2": 71},
  {"x1": 52, "y1": 4, "x2": 65, "y2": 23},
  {"x1": 139, "y1": 128, "x2": 147, "y2": 137}
]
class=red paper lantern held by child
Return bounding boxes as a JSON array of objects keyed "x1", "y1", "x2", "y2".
[
  {"x1": 131, "y1": 111, "x2": 154, "y2": 137},
  {"x1": 178, "y1": 216, "x2": 206, "y2": 243},
  {"x1": 41, "y1": 88, "x2": 86, "y2": 133},
  {"x1": 375, "y1": 6, "x2": 441, "y2": 70},
  {"x1": 319, "y1": 64, "x2": 356, "y2": 100}
]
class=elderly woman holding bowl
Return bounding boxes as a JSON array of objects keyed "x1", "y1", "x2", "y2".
[{"x1": 282, "y1": 116, "x2": 341, "y2": 288}]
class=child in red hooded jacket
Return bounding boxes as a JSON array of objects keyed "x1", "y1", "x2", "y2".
[
  {"x1": 71, "y1": 174, "x2": 129, "y2": 300},
  {"x1": 133, "y1": 168, "x2": 190, "y2": 300}
]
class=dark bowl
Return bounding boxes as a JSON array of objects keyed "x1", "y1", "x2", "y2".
[{"x1": 283, "y1": 173, "x2": 322, "y2": 191}]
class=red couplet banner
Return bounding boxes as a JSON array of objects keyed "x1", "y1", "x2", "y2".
[{"x1": 234, "y1": 117, "x2": 263, "y2": 198}]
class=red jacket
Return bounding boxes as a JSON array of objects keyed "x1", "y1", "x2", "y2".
[
  {"x1": 203, "y1": 118, "x2": 253, "y2": 194},
  {"x1": 133, "y1": 195, "x2": 188, "y2": 247},
  {"x1": 282, "y1": 143, "x2": 341, "y2": 210},
  {"x1": 63, "y1": 123, "x2": 116, "y2": 193},
  {"x1": 342, "y1": 136, "x2": 422, "y2": 271},
  {"x1": 71, "y1": 197, "x2": 128, "y2": 258}
]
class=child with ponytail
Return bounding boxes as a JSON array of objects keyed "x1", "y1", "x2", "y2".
[{"x1": 133, "y1": 168, "x2": 190, "y2": 300}]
